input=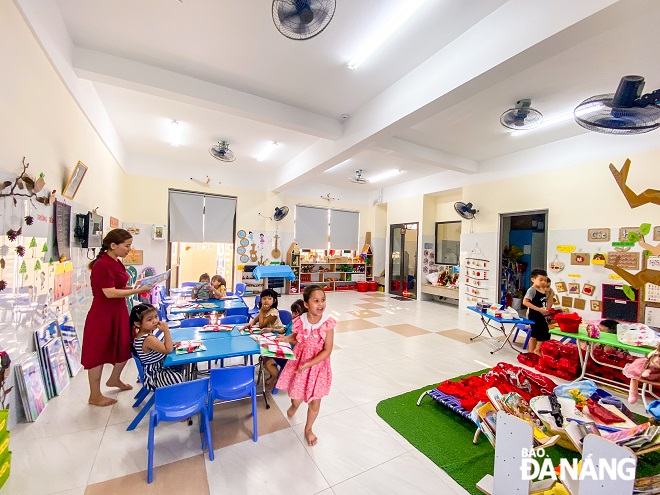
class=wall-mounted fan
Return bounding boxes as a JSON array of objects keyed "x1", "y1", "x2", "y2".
[
  {"x1": 500, "y1": 99, "x2": 543, "y2": 130},
  {"x1": 454, "y1": 202, "x2": 478, "y2": 220},
  {"x1": 209, "y1": 141, "x2": 236, "y2": 162},
  {"x1": 349, "y1": 169, "x2": 368, "y2": 184},
  {"x1": 272, "y1": 0, "x2": 336, "y2": 40},
  {"x1": 271, "y1": 206, "x2": 289, "y2": 258},
  {"x1": 574, "y1": 75, "x2": 660, "y2": 135}
]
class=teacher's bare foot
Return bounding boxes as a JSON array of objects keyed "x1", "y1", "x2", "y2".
[
  {"x1": 88, "y1": 395, "x2": 117, "y2": 407},
  {"x1": 305, "y1": 430, "x2": 317, "y2": 446},
  {"x1": 106, "y1": 380, "x2": 133, "y2": 391}
]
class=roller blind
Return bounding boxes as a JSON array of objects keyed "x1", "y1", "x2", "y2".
[
  {"x1": 295, "y1": 206, "x2": 328, "y2": 249},
  {"x1": 203, "y1": 196, "x2": 236, "y2": 243},
  {"x1": 169, "y1": 190, "x2": 236, "y2": 243},
  {"x1": 169, "y1": 191, "x2": 204, "y2": 242},
  {"x1": 329, "y1": 209, "x2": 359, "y2": 250}
]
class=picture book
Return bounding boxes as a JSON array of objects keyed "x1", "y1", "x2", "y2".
[
  {"x1": 60, "y1": 318, "x2": 82, "y2": 377},
  {"x1": 239, "y1": 327, "x2": 263, "y2": 336},
  {"x1": 44, "y1": 338, "x2": 70, "y2": 395},
  {"x1": 34, "y1": 320, "x2": 60, "y2": 398},
  {"x1": 134, "y1": 269, "x2": 171, "y2": 289},
  {"x1": 200, "y1": 324, "x2": 234, "y2": 332},
  {"x1": 259, "y1": 334, "x2": 295, "y2": 360},
  {"x1": 603, "y1": 422, "x2": 650, "y2": 444},
  {"x1": 17, "y1": 353, "x2": 48, "y2": 422},
  {"x1": 173, "y1": 340, "x2": 206, "y2": 355}
]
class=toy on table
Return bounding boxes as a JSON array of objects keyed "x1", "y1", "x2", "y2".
[{"x1": 623, "y1": 342, "x2": 660, "y2": 404}]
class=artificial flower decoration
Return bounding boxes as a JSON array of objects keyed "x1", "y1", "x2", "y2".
[
  {"x1": 569, "y1": 388, "x2": 588, "y2": 411},
  {"x1": 24, "y1": 215, "x2": 34, "y2": 226},
  {"x1": 15, "y1": 245, "x2": 25, "y2": 257}
]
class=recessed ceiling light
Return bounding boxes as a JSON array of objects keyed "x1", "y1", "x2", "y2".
[
  {"x1": 256, "y1": 141, "x2": 279, "y2": 161},
  {"x1": 369, "y1": 169, "x2": 402, "y2": 182},
  {"x1": 170, "y1": 120, "x2": 181, "y2": 146},
  {"x1": 347, "y1": 0, "x2": 428, "y2": 70}
]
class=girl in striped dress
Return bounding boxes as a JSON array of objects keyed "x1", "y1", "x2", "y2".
[{"x1": 131, "y1": 304, "x2": 184, "y2": 389}]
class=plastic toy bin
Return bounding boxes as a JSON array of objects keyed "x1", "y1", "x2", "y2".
[{"x1": 356, "y1": 282, "x2": 368, "y2": 292}]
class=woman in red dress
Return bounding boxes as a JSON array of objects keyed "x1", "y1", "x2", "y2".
[{"x1": 82, "y1": 229, "x2": 153, "y2": 407}]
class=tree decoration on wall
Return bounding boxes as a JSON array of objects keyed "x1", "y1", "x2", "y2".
[
  {"x1": 19, "y1": 260, "x2": 27, "y2": 280},
  {"x1": 15, "y1": 246, "x2": 25, "y2": 257},
  {"x1": 0, "y1": 157, "x2": 49, "y2": 206},
  {"x1": 609, "y1": 159, "x2": 660, "y2": 208},
  {"x1": 29, "y1": 237, "x2": 37, "y2": 256}
]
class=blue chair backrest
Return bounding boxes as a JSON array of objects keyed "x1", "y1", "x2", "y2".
[
  {"x1": 180, "y1": 317, "x2": 210, "y2": 328},
  {"x1": 225, "y1": 307, "x2": 249, "y2": 317},
  {"x1": 234, "y1": 283, "x2": 246, "y2": 296},
  {"x1": 253, "y1": 295, "x2": 261, "y2": 309},
  {"x1": 209, "y1": 366, "x2": 255, "y2": 393},
  {"x1": 278, "y1": 310, "x2": 292, "y2": 326},
  {"x1": 154, "y1": 377, "x2": 210, "y2": 411},
  {"x1": 181, "y1": 281, "x2": 197, "y2": 288},
  {"x1": 133, "y1": 354, "x2": 146, "y2": 384},
  {"x1": 220, "y1": 315, "x2": 248, "y2": 324}
]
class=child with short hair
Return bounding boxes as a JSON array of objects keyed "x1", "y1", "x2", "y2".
[
  {"x1": 264, "y1": 299, "x2": 305, "y2": 388},
  {"x1": 192, "y1": 273, "x2": 211, "y2": 299},
  {"x1": 523, "y1": 269, "x2": 550, "y2": 356},
  {"x1": 131, "y1": 303, "x2": 183, "y2": 389},
  {"x1": 276, "y1": 285, "x2": 335, "y2": 446}
]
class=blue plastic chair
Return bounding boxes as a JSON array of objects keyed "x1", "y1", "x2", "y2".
[
  {"x1": 148, "y1": 378, "x2": 213, "y2": 483},
  {"x1": 208, "y1": 366, "x2": 258, "y2": 442},
  {"x1": 225, "y1": 306, "x2": 249, "y2": 317},
  {"x1": 234, "y1": 283, "x2": 246, "y2": 297},
  {"x1": 220, "y1": 315, "x2": 248, "y2": 324},
  {"x1": 180, "y1": 317, "x2": 210, "y2": 328},
  {"x1": 127, "y1": 355, "x2": 155, "y2": 431},
  {"x1": 512, "y1": 323, "x2": 532, "y2": 351},
  {"x1": 248, "y1": 295, "x2": 261, "y2": 318},
  {"x1": 181, "y1": 281, "x2": 197, "y2": 288},
  {"x1": 278, "y1": 310, "x2": 292, "y2": 326}
]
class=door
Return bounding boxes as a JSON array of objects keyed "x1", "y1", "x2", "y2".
[{"x1": 389, "y1": 223, "x2": 419, "y2": 298}]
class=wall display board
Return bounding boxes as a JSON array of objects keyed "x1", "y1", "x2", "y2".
[
  {"x1": 607, "y1": 251, "x2": 640, "y2": 270},
  {"x1": 54, "y1": 201, "x2": 71, "y2": 261}
]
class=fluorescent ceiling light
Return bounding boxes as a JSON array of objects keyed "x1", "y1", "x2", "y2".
[
  {"x1": 170, "y1": 119, "x2": 181, "y2": 146},
  {"x1": 347, "y1": 0, "x2": 428, "y2": 70},
  {"x1": 256, "y1": 141, "x2": 279, "y2": 161},
  {"x1": 370, "y1": 169, "x2": 402, "y2": 183},
  {"x1": 510, "y1": 107, "x2": 591, "y2": 136}
]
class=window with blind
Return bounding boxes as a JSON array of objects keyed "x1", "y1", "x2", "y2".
[
  {"x1": 168, "y1": 190, "x2": 236, "y2": 242},
  {"x1": 294, "y1": 206, "x2": 359, "y2": 250}
]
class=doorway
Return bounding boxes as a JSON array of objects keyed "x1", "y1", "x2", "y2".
[
  {"x1": 499, "y1": 210, "x2": 548, "y2": 308},
  {"x1": 389, "y1": 223, "x2": 418, "y2": 299}
]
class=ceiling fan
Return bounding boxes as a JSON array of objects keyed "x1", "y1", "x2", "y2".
[
  {"x1": 574, "y1": 75, "x2": 660, "y2": 134},
  {"x1": 209, "y1": 141, "x2": 236, "y2": 162},
  {"x1": 349, "y1": 169, "x2": 368, "y2": 184},
  {"x1": 272, "y1": 0, "x2": 336, "y2": 40},
  {"x1": 500, "y1": 99, "x2": 543, "y2": 130}
]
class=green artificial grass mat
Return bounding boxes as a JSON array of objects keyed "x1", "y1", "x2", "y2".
[{"x1": 376, "y1": 369, "x2": 660, "y2": 495}]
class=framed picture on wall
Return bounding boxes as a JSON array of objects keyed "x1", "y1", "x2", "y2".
[
  {"x1": 590, "y1": 300, "x2": 602, "y2": 312},
  {"x1": 62, "y1": 161, "x2": 88, "y2": 200},
  {"x1": 152, "y1": 225, "x2": 166, "y2": 241}
]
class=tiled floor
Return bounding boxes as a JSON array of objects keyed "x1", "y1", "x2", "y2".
[{"x1": 3, "y1": 292, "x2": 642, "y2": 495}]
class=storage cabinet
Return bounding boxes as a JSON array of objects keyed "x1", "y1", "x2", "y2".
[
  {"x1": 239, "y1": 265, "x2": 265, "y2": 295},
  {"x1": 602, "y1": 284, "x2": 639, "y2": 322},
  {"x1": 286, "y1": 247, "x2": 373, "y2": 295}
]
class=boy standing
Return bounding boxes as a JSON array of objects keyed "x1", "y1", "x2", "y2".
[{"x1": 523, "y1": 269, "x2": 550, "y2": 355}]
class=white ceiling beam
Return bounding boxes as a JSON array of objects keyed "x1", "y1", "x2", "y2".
[
  {"x1": 270, "y1": 0, "x2": 621, "y2": 191},
  {"x1": 372, "y1": 138, "x2": 478, "y2": 174},
  {"x1": 73, "y1": 48, "x2": 342, "y2": 140}
]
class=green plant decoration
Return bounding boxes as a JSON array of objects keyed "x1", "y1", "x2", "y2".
[{"x1": 622, "y1": 284, "x2": 636, "y2": 301}]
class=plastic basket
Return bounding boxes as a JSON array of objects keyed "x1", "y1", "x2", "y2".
[
  {"x1": 356, "y1": 282, "x2": 368, "y2": 292},
  {"x1": 555, "y1": 313, "x2": 582, "y2": 333}
]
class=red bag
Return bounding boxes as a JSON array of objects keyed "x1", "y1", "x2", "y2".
[
  {"x1": 517, "y1": 353, "x2": 539, "y2": 367},
  {"x1": 540, "y1": 340, "x2": 561, "y2": 358},
  {"x1": 540, "y1": 355, "x2": 559, "y2": 369},
  {"x1": 558, "y1": 343, "x2": 579, "y2": 360}
]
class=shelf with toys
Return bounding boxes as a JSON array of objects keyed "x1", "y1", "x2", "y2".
[{"x1": 286, "y1": 242, "x2": 374, "y2": 295}]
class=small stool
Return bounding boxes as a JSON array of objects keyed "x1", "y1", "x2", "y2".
[
  {"x1": 512, "y1": 323, "x2": 532, "y2": 350},
  {"x1": 640, "y1": 380, "x2": 660, "y2": 411}
]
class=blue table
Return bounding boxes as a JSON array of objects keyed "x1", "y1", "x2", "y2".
[
  {"x1": 169, "y1": 297, "x2": 248, "y2": 315},
  {"x1": 252, "y1": 265, "x2": 296, "y2": 280},
  {"x1": 467, "y1": 306, "x2": 534, "y2": 354},
  {"x1": 164, "y1": 334, "x2": 259, "y2": 367},
  {"x1": 170, "y1": 326, "x2": 241, "y2": 341}
]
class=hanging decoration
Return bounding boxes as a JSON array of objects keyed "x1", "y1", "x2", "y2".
[
  {"x1": 0, "y1": 157, "x2": 50, "y2": 205},
  {"x1": 549, "y1": 255, "x2": 564, "y2": 273}
]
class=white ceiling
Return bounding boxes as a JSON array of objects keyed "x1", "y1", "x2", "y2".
[{"x1": 16, "y1": 0, "x2": 660, "y2": 202}]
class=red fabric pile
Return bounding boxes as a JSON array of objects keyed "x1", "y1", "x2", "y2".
[
  {"x1": 534, "y1": 340, "x2": 581, "y2": 381},
  {"x1": 437, "y1": 362, "x2": 557, "y2": 411}
]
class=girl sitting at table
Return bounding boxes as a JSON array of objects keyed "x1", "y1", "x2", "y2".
[
  {"x1": 131, "y1": 303, "x2": 184, "y2": 389},
  {"x1": 242, "y1": 288, "x2": 284, "y2": 335},
  {"x1": 209, "y1": 275, "x2": 227, "y2": 299},
  {"x1": 264, "y1": 299, "x2": 305, "y2": 388}
]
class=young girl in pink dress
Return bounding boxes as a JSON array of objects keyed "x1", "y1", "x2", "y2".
[{"x1": 276, "y1": 285, "x2": 335, "y2": 446}]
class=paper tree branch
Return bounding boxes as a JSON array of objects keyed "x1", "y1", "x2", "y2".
[
  {"x1": 609, "y1": 159, "x2": 660, "y2": 209},
  {"x1": 604, "y1": 264, "x2": 660, "y2": 289}
]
